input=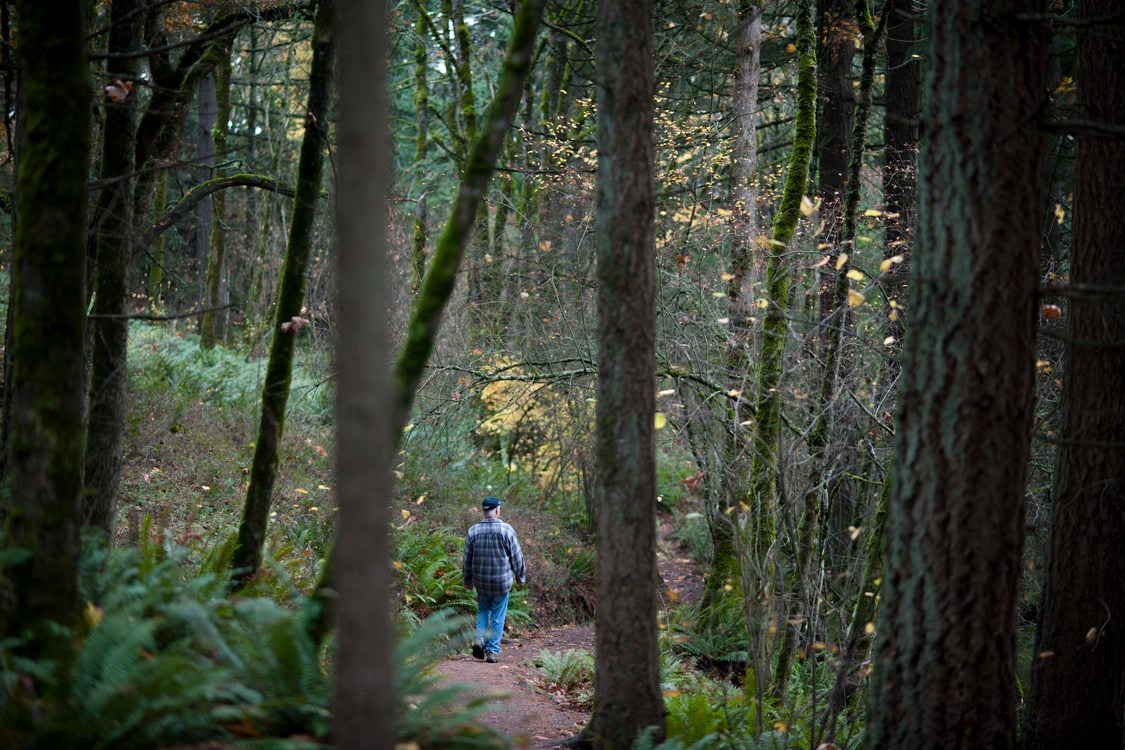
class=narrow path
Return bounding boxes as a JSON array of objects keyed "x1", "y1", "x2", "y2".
[{"x1": 435, "y1": 513, "x2": 703, "y2": 747}]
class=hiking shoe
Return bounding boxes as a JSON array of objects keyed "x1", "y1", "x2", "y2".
[
  {"x1": 471, "y1": 638, "x2": 485, "y2": 660},
  {"x1": 485, "y1": 652, "x2": 498, "y2": 663}
]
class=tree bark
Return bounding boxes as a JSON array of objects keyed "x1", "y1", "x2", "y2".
[
  {"x1": 232, "y1": 0, "x2": 337, "y2": 584},
  {"x1": 83, "y1": 0, "x2": 143, "y2": 540},
  {"x1": 1025, "y1": 1, "x2": 1125, "y2": 745},
  {"x1": 865, "y1": 1, "x2": 1048, "y2": 747},
  {"x1": 581, "y1": 0, "x2": 665, "y2": 745},
  {"x1": 201, "y1": 41, "x2": 233, "y2": 349},
  {"x1": 1, "y1": 0, "x2": 91, "y2": 656},
  {"x1": 332, "y1": 0, "x2": 396, "y2": 741}
]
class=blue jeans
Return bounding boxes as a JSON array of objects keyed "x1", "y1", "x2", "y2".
[{"x1": 476, "y1": 590, "x2": 510, "y2": 654}]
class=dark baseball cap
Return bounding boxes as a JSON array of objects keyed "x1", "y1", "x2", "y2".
[{"x1": 482, "y1": 496, "x2": 503, "y2": 510}]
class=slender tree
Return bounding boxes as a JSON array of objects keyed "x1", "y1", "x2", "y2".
[
  {"x1": 84, "y1": 0, "x2": 143, "y2": 539},
  {"x1": 579, "y1": 0, "x2": 664, "y2": 745},
  {"x1": 232, "y1": 0, "x2": 337, "y2": 584},
  {"x1": 865, "y1": 0, "x2": 1048, "y2": 746},
  {"x1": 744, "y1": 0, "x2": 816, "y2": 699},
  {"x1": 1025, "y1": 1, "x2": 1125, "y2": 745}
]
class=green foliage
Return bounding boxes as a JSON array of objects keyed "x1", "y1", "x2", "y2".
[
  {"x1": 670, "y1": 511, "x2": 712, "y2": 567},
  {"x1": 127, "y1": 321, "x2": 332, "y2": 422},
  {"x1": 1, "y1": 531, "x2": 328, "y2": 748},
  {"x1": 533, "y1": 648, "x2": 595, "y2": 709}
]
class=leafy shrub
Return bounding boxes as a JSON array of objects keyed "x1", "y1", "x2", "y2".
[{"x1": 533, "y1": 649, "x2": 595, "y2": 709}]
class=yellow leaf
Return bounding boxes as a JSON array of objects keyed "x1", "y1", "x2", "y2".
[
  {"x1": 712, "y1": 291, "x2": 727, "y2": 298},
  {"x1": 739, "y1": 501, "x2": 750, "y2": 512},
  {"x1": 392, "y1": 560, "x2": 405, "y2": 570},
  {"x1": 295, "y1": 488, "x2": 309, "y2": 495},
  {"x1": 403, "y1": 423, "x2": 414, "y2": 433},
  {"x1": 846, "y1": 269, "x2": 866, "y2": 281},
  {"x1": 727, "y1": 389, "x2": 741, "y2": 398},
  {"x1": 756, "y1": 298, "x2": 769, "y2": 309},
  {"x1": 1054, "y1": 204, "x2": 1065, "y2": 225},
  {"x1": 401, "y1": 509, "x2": 411, "y2": 519},
  {"x1": 85, "y1": 602, "x2": 104, "y2": 628},
  {"x1": 811, "y1": 255, "x2": 830, "y2": 268},
  {"x1": 888, "y1": 309, "x2": 899, "y2": 321},
  {"x1": 800, "y1": 195, "x2": 817, "y2": 216},
  {"x1": 785, "y1": 43, "x2": 796, "y2": 53},
  {"x1": 721, "y1": 272, "x2": 735, "y2": 280},
  {"x1": 835, "y1": 253, "x2": 849, "y2": 270},
  {"x1": 657, "y1": 389, "x2": 676, "y2": 397},
  {"x1": 879, "y1": 258, "x2": 893, "y2": 273},
  {"x1": 883, "y1": 336, "x2": 896, "y2": 346},
  {"x1": 864, "y1": 622, "x2": 875, "y2": 635},
  {"x1": 654, "y1": 413, "x2": 668, "y2": 429},
  {"x1": 318, "y1": 484, "x2": 330, "y2": 490},
  {"x1": 415, "y1": 494, "x2": 426, "y2": 505},
  {"x1": 847, "y1": 289, "x2": 866, "y2": 307},
  {"x1": 864, "y1": 208, "x2": 883, "y2": 217}
]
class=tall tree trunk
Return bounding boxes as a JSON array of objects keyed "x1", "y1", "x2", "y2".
[
  {"x1": 83, "y1": 0, "x2": 143, "y2": 540},
  {"x1": 743, "y1": 0, "x2": 817, "y2": 700},
  {"x1": 201, "y1": 41, "x2": 233, "y2": 348},
  {"x1": 1, "y1": 0, "x2": 91, "y2": 658},
  {"x1": 195, "y1": 69, "x2": 217, "y2": 319},
  {"x1": 1025, "y1": 2, "x2": 1125, "y2": 745},
  {"x1": 814, "y1": 0, "x2": 856, "y2": 332},
  {"x1": 865, "y1": 0, "x2": 1047, "y2": 747},
  {"x1": 410, "y1": 6, "x2": 429, "y2": 294},
  {"x1": 581, "y1": 0, "x2": 664, "y2": 745},
  {"x1": 332, "y1": 0, "x2": 396, "y2": 741},
  {"x1": 879, "y1": 0, "x2": 918, "y2": 376},
  {"x1": 232, "y1": 0, "x2": 337, "y2": 585},
  {"x1": 700, "y1": 0, "x2": 762, "y2": 612}
]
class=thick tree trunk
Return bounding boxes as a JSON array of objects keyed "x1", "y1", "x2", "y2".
[
  {"x1": 580, "y1": 0, "x2": 665, "y2": 746},
  {"x1": 83, "y1": 0, "x2": 143, "y2": 540},
  {"x1": 232, "y1": 0, "x2": 337, "y2": 584},
  {"x1": 1, "y1": 0, "x2": 91, "y2": 656},
  {"x1": 332, "y1": 0, "x2": 396, "y2": 741},
  {"x1": 1025, "y1": 1, "x2": 1125, "y2": 745},
  {"x1": 865, "y1": 1, "x2": 1047, "y2": 747}
]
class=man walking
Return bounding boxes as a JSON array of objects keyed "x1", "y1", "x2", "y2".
[{"x1": 463, "y1": 496, "x2": 526, "y2": 663}]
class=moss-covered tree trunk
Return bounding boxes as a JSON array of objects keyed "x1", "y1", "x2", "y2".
[
  {"x1": 774, "y1": 0, "x2": 887, "y2": 701},
  {"x1": 84, "y1": 0, "x2": 143, "y2": 541},
  {"x1": 333, "y1": 0, "x2": 396, "y2": 740},
  {"x1": 306, "y1": 0, "x2": 546, "y2": 644},
  {"x1": 743, "y1": 0, "x2": 816, "y2": 700},
  {"x1": 1025, "y1": 2, "x2": 1125, "y2": 745},
  {"x1": 200, "y1": 40, "x2": 233, "y2": 348},
  {"x1": 865, "y1": 0, "x2": 1047, "y2": 747},
  {"x1": 410, "y1": 6, "x2": 429, "y2": 293},
  {"x1": 231, "y1": 0, "x2": 337, "y2": 584},
  {"x1": 580, "y1": 0, "x2": 664, "y2": 745},
  {"x1": 1, "y1": 0, "x2": 91, "y2": 656}
]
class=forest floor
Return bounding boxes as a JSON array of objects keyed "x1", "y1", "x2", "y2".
[{"x1": 434, "y1": 515, "x2": 704, "y2": 748}]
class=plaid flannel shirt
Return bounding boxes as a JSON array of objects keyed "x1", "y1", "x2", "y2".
[{"x1": 462, "y1": 518, "x2": 525, "y2": 598}]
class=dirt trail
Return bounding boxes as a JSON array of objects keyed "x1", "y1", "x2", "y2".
[{"x1": 434, "y1": 516, "x2": 703, "y2": 748}]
